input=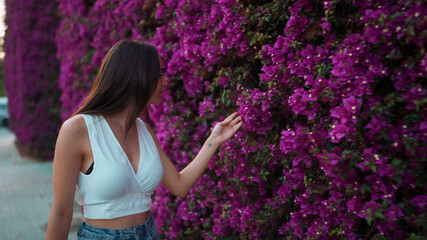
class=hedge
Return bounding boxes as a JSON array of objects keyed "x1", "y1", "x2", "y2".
[
  {"x1": 6, "y1": 0, "x2": 427, "y2": 239},
  {"x1": 147, "y1": 1, "x2": 427, "y2": 238},
  {"x1": 4, "y1": 0, "x2": 61, "y2": 159}
]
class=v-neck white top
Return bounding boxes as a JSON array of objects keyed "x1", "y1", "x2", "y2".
[{"x1": 76, "y1": 114, "x2": 163, "y2": 219}]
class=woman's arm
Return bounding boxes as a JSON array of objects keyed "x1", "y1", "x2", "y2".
[
  {"x1": 146, "y1": 112, "x2": 242, "y2": 197},
  {"x1": 46, "y1": 116, "x2": 86, "y2": 240}
]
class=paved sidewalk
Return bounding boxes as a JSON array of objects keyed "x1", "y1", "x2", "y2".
[{"x1": 0, "y1": 127, "x2": 82, "y2": 240}]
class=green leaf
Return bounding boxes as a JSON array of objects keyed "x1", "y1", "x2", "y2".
[
  {"x1": 368, "y1": 162, "x2": 377, "y2": 172},
  {"x1": 360, "y1": 184, "x2": 371, "y2": 194},
  {"x1": 408, "y1": 233, "x2": 421, "y2": 240},
  {"x1": 407, "y1": 58, "x2": 416, "y2": 69},
  {"x1": 391, "y1": 159, "x2": 402, "y2": 167},
  {"x1": 382, "y1": 199, "x2": 389, "y2": 207},
  {"x1": 408, "y1": 24, "x2": 415, "y2": 36},
  {"x1": 391, "y1": 12, "x2": 402, "y2": 18},
  {"x1": 395, "y1": 175, "x2": 403, "y2": 184},
  {"x1": 396, "y1": 96, "x2": 405, "y2": 102},
  {"x1": 367, "y1": 216, "x2": 373, "y2": 226},
  {"x1": 260, "y1": 169, "x2": 271, "y2": 181},
  {"x1": 375, "y1": 211, "x2": 385, "y2": 219}
]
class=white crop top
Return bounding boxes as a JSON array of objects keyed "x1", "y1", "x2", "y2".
[{"x1": 76, "y1": 114, "x2": 163, "y2": 219}]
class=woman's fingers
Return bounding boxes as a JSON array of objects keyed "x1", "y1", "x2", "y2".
[
  {"x1": 211, "y1": 112, "x2": 243, "y2": 142},
  {"x1": 222, "y1": 112, "x2": 238, "y2": 123},
  {"x1": 230, "y1": 115, "x2": 241, "y2": 126},
  {"x1": 232, "y1": 121, "x2": 243, "y2": 132}
]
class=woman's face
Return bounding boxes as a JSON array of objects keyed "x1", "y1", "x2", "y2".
[{"x1": 148, "y1": 58, "x2": 167, "y2": 105}]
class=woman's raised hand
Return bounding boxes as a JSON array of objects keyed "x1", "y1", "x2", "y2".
[{"x1": 209, "y1": 112, "x2": 242, "y2": 146}]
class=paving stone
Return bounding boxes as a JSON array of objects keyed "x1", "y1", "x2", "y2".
[{"x1": 0, "y1": 127, "x2": 82, "y2": 240}]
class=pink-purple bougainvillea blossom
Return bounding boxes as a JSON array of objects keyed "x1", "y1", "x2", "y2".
[
  {"x1": 6, "y1": 0, "x2": 426, "y2": 239},
  {"x1": 4, "y1": 0, "x2": 61, "y2": 158},
  {"x1": 149, "y1": 0, "x2": 427, "y2": 238}
]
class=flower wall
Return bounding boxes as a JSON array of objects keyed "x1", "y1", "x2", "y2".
[
  {"x1": 147, "y1": 1, "x2": 427, "y2": 238},
  {"x1": 6, "y1": 0, "x2": 427, "y2": 238},
  {"x1": 4, "y1": 0, "x2": 61, "y2": 158},
  {"x1": 55, "y1": 0, "x2": 157, "y2": 119}
]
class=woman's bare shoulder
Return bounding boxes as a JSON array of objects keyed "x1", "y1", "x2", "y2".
[
  {"x1": 53, "y1": 115, "x2": 91, "y2": 161},
  {"x1": 58, "y1": 115, "x2": 89, "y2": 144}
]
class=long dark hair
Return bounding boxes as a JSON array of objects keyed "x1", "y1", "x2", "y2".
[{"x1": 73, "y1": 39, "x2": 160, "y2": 135}]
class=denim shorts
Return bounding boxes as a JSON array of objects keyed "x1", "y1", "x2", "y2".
[{"x1": 76, "y1": 213, "x2": 160, "y2": 240}]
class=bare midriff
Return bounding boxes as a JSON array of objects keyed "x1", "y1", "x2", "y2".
[{"x1": 84, "y1": 211, "x2": 150, "y2": 229}]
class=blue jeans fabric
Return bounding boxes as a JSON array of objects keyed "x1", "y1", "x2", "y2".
[{"x1": 76, "y1": 213, "x2": 160, "y2": 240}]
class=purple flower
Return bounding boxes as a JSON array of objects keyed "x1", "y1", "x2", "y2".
[
  {"x1": 385, "y1": 204, "x2": 404, "y2": 220},
  {"x1": 402, "y1": 84, "x2": 426, "y2": 110},
  {"x1": 198, "y1": 97, "x2": 216, "y2": 117},
  {"x1": 280, "y1": 130, "x2": 296, "y2": 155},
  {"x1": 411, "y1": 195, "x2": 427, "y2": 209}
]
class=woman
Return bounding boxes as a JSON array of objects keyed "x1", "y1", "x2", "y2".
[{"x1": 45, "y1": 40, "x2": 242, "y2": 239}]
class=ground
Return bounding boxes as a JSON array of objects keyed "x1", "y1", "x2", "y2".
[{"x1": 0, "y1": 127, "x2": 81, "y2": 240}]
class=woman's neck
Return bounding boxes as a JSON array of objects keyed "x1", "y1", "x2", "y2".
[{"x1": 103, "y1": 103, "x2": 142, "y2": 131}]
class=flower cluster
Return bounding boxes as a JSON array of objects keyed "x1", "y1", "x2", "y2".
[
  {"x1": 4, "y1": 0, "x2": 61, "y2": 158},
  {"x1": 148, "y1": 0, "x2": 427, "y2": 239},
  {"x1": 55, "y1": 0, "x2": 152, "y2": 120}
]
